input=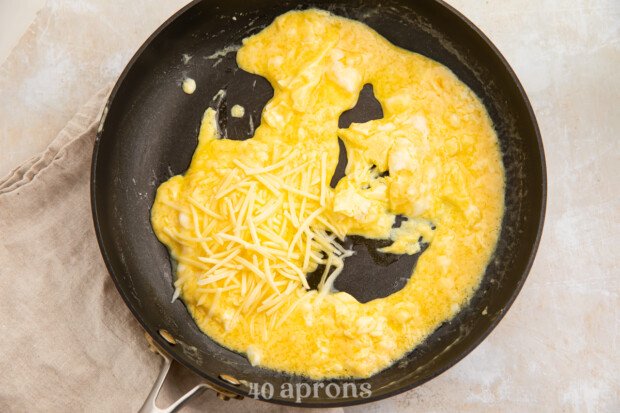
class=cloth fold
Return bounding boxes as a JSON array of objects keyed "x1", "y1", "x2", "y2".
[
  {"x1": 0, "y1": 87, "x2": 161, "y2": 411},
  {"x1": 0, "y1": 91, "x2": 105, "y2": 193}
]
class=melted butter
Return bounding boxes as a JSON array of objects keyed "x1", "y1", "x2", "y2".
[
  {"x1": 151, "y1": 9, "x2": 504, "y2": 379},
  {"x1": 182, "y1": 78, "x2": 196, "y2": 94},
  {"x1": 231, "y1": 104, "x2": 245, "y2": 118}
]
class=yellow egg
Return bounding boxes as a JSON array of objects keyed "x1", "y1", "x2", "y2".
[{"x1": 151, "y1": 9, "x2": 504, "y2": 379}]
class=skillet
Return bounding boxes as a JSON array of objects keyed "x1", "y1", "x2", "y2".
[{"x1": 91, "y1": 0, "x2": 546, "y2": 409}]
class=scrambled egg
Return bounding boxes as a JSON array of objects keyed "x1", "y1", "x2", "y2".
[{"x1": 151, "y1": 9, "x2": 504, "y2": 379}]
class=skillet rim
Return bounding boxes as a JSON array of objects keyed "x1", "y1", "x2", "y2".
[{"x1": 90, "y1": 0, "x2": 547, "y2": 407}]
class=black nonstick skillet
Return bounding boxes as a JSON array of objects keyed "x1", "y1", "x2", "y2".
[{"x1": 91, "y1": 0, "x2": 546, "y2": 409}]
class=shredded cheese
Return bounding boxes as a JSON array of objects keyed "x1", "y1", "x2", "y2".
[{"x1": 157, "y1": 144, "x2": 354, "y2": 338}]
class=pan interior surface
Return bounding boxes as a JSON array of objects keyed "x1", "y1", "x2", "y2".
[{"x1": 92, "y1": 0, "x2": 545, "y2": 406}]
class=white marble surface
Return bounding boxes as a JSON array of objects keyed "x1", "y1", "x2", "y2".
[{"x1": 1, "y1": 0, "x2": 618, "y2": 411}]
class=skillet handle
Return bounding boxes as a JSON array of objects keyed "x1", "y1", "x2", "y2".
[
  {"x1": 139, "y1": 332, "x2": 242, "y2": 412},
  {"x1": 138, "y1": 351, "x2": 209, "y2": 413}
]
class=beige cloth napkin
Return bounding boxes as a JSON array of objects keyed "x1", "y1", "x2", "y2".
[{"x1": 0, "y1": 88, "x2": 342, "y2": 412}]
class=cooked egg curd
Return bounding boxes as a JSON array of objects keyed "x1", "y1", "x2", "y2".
[{"x1": 151, "y1": 9, "x2": 504, "y2": 379}]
